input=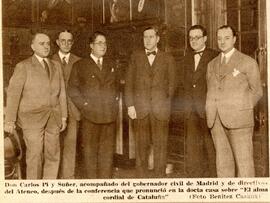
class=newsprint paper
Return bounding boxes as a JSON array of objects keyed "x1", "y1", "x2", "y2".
[{"x1": 0, "y1": 0, "x2": 270, "y2": 203}]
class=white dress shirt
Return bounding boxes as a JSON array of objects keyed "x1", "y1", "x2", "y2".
[
  {"x1": 194, "y1": 46, "x2": 205, "y2": 71},
  {"x1": 90, "y1": 53, "x2": 103, "y2": 66},
  {"x1": 35, "y1": 54, "x2": 48, "y2": 68},
  {"x1": 145, "y1": 48, "x2": 158, "y2": 66},
  {"x1": 58, "y1": 51, "x2": 70, "y2": 64},
  {"x1": 221, "y1": 48, "x2": 235, "y2": 64}
]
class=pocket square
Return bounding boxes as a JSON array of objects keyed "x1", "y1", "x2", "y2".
[{"x1": 232, "y1": 68, "x2": 240, "y2": 77}]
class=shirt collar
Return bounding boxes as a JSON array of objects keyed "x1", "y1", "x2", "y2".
[
  {"x1": 145, "y1": 47, "x2": 158, "y2": 55},
  {"x1": 221, "y1": 48, "x2": 235, "y2": 61},
  {"x1": 58, "y1": 51, "x2": 70, "y2": 62},
  {"x1": 195, "y1": 46, "x2": 206, "y2": 53},
  {"x1": 90, "y1": 53, "x2": 103, "y2": 64},
  {"x1": 35, "y1": 54, "x2": 48, "y2": 64}
]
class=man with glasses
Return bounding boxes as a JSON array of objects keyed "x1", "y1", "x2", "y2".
[
  {"x1": 182, "y1": 25, "x2": 218, "y2": 177},
  {"x1": 52, "y1": 30, "x2": 81, "y2": 179},
  {"x1": 68, "y1": 31, "x2": 119, "y2": 179}
]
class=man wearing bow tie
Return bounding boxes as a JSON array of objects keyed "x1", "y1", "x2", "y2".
[
  {"x1": 52, "y1": 30, "x2": 81, "y2": 179},
  {"x1": 4, "y1": 32, "x2": 67, "y2": 179},
  {"x1": 206, "y1": 25, "x2": 262, "y2": 177},
  {"x1": 68, "y1": 31, "x2": 119, "y2": 179},
  {"x1": 125, "y1": 26, "x2": 176, "y2": 177},
  {"x1": 182, "y1": 25, "x2": 218, "y2": 178}
]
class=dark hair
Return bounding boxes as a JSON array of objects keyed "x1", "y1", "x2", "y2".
[
  {"x1": 217, "y1": 25, "x2": 237, "y2": 37},
  {"x1": 143, "y1": 26, "x2": 159, "y2": 36},
  {"x1": 188, "y1": 25, "x2": 207, "y2": 36},
  {"x1": 57, "y1": 30, "x2": 73, "y2": 39},
  {"x1": 89, "y1": 31, "x2": 106, "y2": 44}
]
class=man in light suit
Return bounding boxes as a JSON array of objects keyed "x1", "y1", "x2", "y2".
[
  {"x1": 183, "y1": 25, "x2": 218, "y2": 177},
  {"x1": 68, "y1": 31, "x2": 119, "y2": 179},
  {"x1": 125, "y1": 26, "x2": 176, "y2": 178},
  {"x1": 52, "y1": 30, "x2": 81, "y2": 179},
  {"x1": 4, "y1": 32, "x2": 67, "y2": 179},
  {"x1": 206, "y1": 25, "x2": 263, "y2": 177}
]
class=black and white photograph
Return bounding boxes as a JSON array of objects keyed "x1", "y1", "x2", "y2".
[{"x1": 1, "y1": 0, "x2": 269, "y2": 202}]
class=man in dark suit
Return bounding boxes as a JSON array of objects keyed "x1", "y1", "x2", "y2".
[
  {"x1": 52, "y1": 30, "x2": 81, "y2": 179},
  {"x1": 68, "y1": 31, "x2": 118, "y2": 179},
  {"x1": 4, "y1": 32, "x2": 67, "y2": 179},
  {"x1": 206, "y1": 25, "x2": 262, "y2": 177},
  {"x1": 125, "y1": 26, "x2": 176, "y2": 178},
  {"x1": 183, "y1": 25, "x2": 218, "y2": 177}
]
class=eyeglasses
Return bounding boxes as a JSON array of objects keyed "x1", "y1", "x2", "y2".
[
  {"x1": 93, "y1": 42, "x2": 107, "y2": 46},
  {"x1": 189, "y1": 36, "x2": 204, "y2": 41},
  {"x1": 59, "y1": 39, "x2": 73, "y2": 45}
]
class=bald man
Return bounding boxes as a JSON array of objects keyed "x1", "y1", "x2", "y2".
[{"x1": 5, "y1": 32, "x2": 67, "y2": 179}]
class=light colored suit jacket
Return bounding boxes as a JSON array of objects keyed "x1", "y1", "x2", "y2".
[
  {"x1": 5, "y1": 55, "x2": 67, "y2": 129},
  {"x1": 52, "y1": 53, "x2": 81, "y2": 121},
  {"x1": 206, "y1": 49, "x2": 262, "y2": 129},
  {"x1": 125, "y1": 50, "x2": 176, "y2": 121}
]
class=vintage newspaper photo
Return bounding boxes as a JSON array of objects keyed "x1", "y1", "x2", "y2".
[{"x1": 0, "y1": 0, "x2": 269, "y2": 202}]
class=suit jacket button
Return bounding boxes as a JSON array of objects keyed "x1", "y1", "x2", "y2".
[{"x1": 193, "y1": 84, "x2": 196, "y2": 88}]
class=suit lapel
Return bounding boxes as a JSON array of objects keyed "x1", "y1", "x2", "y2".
[
  {"x1": 193, "y1": 50, "x2": 208, "y2": 81},
  {"x1": 47, "y1": 59, "x2": 55, "y2": 81},
  {"x1": 211, "y1": 53, "x2": 220, "y2": 78},
  {"x1": 89, "y1": 57, "x2": 103, "y2": 82},
  {"x1": 152, "y1": 51, "x2": 162, "y2": 76},
  {"x1": 219, "y1": 50, "x2": 240, "y2": 80},
  {"x1": 66, "y1": 54, "x2": 76, "y2": 81},
  {"x1": 142, "y1": 52, "x2": 152, "y2": 76},
  {"x1": 104, "y1": 58, "x2": 118, "y2": 83},
  {"x1": 31, "y1": 55, "x2": 50, "y2": 79},
  {"x1": 54, "y1": 53, "x2": 76, "y2": 82}
]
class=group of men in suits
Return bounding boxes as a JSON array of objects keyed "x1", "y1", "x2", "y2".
[
  {"x1": 4, "y1": 29, "x2": 119, "y2": 179},
  {"x1": 183, "y1": 25, "x2": 262, "y2": 178},
  {"x1": 5, "y1": 32, "x2": 67, "y2": 179},
  {"x1": 4, "y1": 23, "x2": 262, "y2": 179}
]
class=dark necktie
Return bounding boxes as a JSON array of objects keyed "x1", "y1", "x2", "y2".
[
  {"x1": 62, "y1": 56, "x2": 67, "y2": 66},
  {"x1": 146, "y1": 51, "x2": 157, "y2": 56},
  {"x1": 43, "y1": 59, "x2": 50, "y2": 78},
  {"x1": 97, "y1": 58, "x2": 102, "y2": 70},
  {"x1": 193, "y1": 50, "x2": 204, "y2": 56}
]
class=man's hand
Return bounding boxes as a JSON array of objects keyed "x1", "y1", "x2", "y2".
[
  {"x1": 128, "y1": 106, "x2": 137, "y2": 119},
  {"x1": 60, "y1": 118, "x2": 67, "y2": 132},
  {"x1": 4, "y1": 121, "x2": 16, "y2": 134}
]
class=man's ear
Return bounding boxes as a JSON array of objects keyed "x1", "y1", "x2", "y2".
[
  {"x1": 157, "y1": 36, "x2": 160, "y2": 43},
  {"x1": 203, "y1": 36, "x2": 207, "y2": 43},
  {"x1": 30, "y1": 44, "x2": 34, "y2": 51},
  {"x1": 56, "y1": 39, "x2": 60, "y2": 47}
]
